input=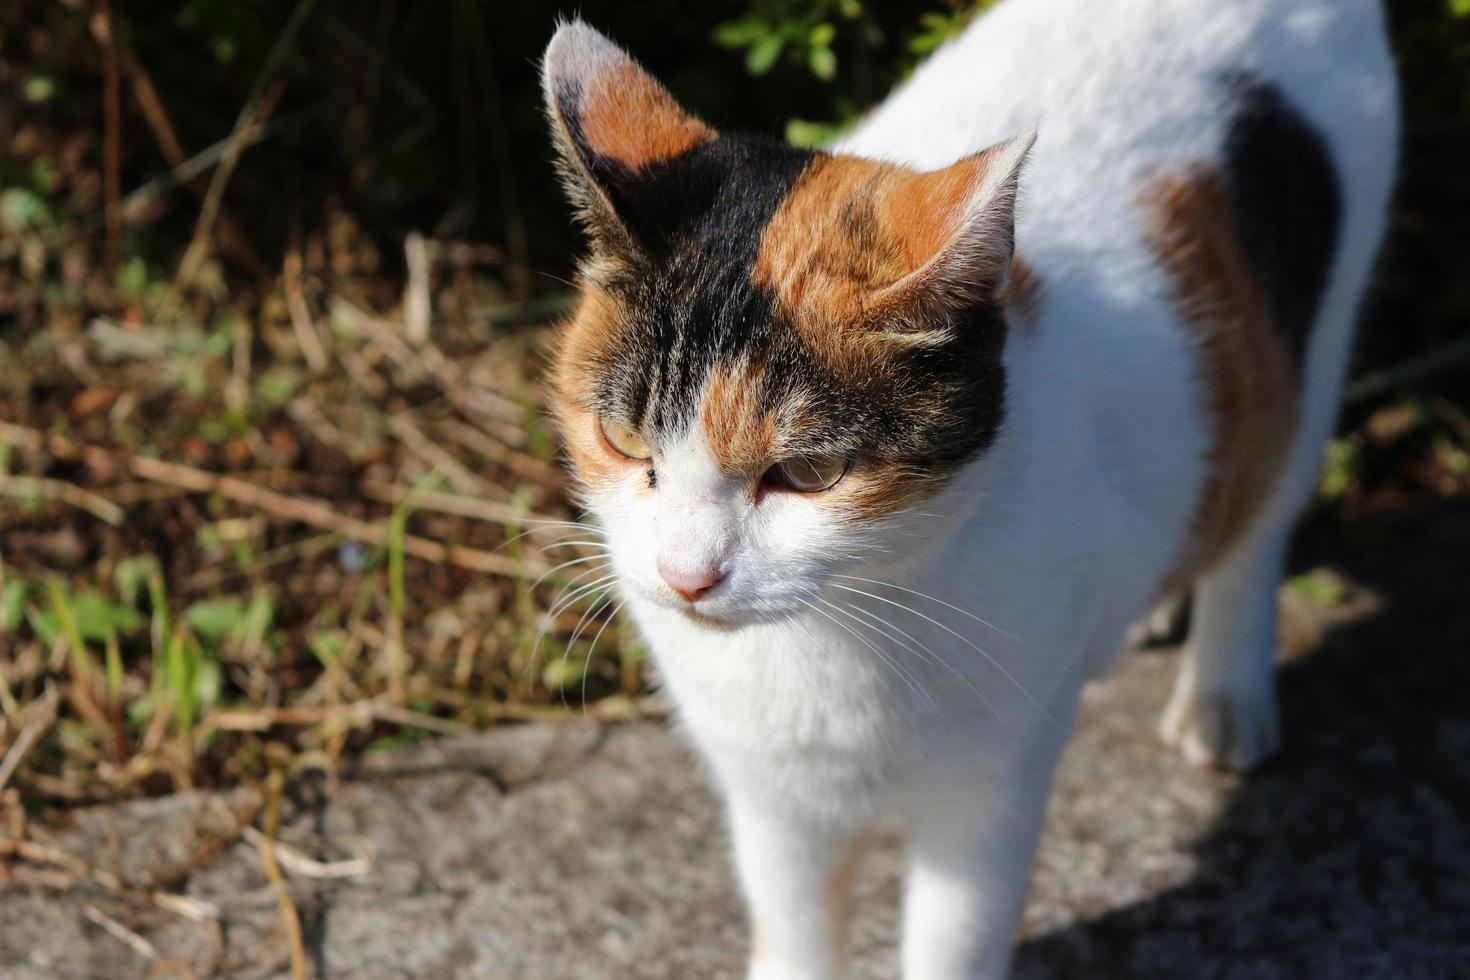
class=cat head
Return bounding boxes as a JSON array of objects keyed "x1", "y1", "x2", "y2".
[{"x1": 543, "y1": 21, "x2": 1033, "y2": 626}]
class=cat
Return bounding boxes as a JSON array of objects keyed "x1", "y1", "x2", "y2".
[{"x1": 540, "y1": 1, "x2": 1398, "y2": 976}]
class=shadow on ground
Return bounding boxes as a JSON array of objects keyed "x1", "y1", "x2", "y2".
[{"x1": 1015, "y1": 502, "x2": 1470, "y2": 980}]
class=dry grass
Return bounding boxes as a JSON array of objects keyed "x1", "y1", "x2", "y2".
[{"x1": 0, "y1": 214, "x2": 655, "y2": 812}]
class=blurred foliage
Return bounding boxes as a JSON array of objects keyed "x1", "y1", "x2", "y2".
[{"x1": 711, "y1": 0, "x2": 995, "y2": 144}]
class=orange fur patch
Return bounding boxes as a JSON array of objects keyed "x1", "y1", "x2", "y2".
[
  {"x1": 874, "y1": 154, "x2": 990, "y2": 273},
  {"x1": 751, "y1": 154, "x2": 911, "y2": 330},
  {"x1": 579, "y1": 61, "x2": 715, "y2": 171},
  {"x1": 700, "y1": 362, "x2": 778, "y2": 475},
  {"x1": 825, "y1": 833, "x2": 867, "y2": 968},
  {"x1": 553, "y1": 284, "x2": 626, "y2": 397},
  {"x1": 751, "y1": 150, "x2": 1003, "y2": 326},
  {"x1": 552, "y1": 287, "x2": 648, "y2": 495},
  {"x1": 752, "y1": 149, "x2": 1017, "y2": 369},
  {"x1": 1145, "y1": 169, "x2": 1301, "y2": 588}
]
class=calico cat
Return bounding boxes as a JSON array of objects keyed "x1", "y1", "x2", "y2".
[{"x1": 540, "y1": 1, "x2": 1398, "y2": 976}]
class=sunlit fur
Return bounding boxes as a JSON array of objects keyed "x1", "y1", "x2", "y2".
[{"x1": 543, "y1": 3, "x2": 1398, "y2": 977}]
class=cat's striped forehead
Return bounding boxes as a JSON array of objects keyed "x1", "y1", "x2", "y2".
[{"x1": 553, "y1": 141, "x2": 1011, "y2": 475}]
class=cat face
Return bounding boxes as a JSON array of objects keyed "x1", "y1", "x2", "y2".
[{"x1": 543, "y1": 22, "x2": 1033, "y2": 625}]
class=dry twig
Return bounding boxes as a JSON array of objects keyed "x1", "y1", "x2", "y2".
[
  {"x1": 0, "y1": 838, "x2": 219, "y2": 921},
  {"x1": 241, "y1": 826, "x2": 371, "y2": 880},
  {"x1": 0, "y1": 686, "x2": 58, "y2": 792},
  {"x1": 0, "y1": 473, "x2": 124, "y2": 525},
  {"x1": 127, "y1": 455, "x2": 546, "y2": 578},
  {"x1": 82, "y1": 904, "x2": 158, "y2": 961},
  {"x1": 283, "y1": 243, "x2": 328, "y2": 371},
  {"x1": 256, "y1": 769, "x2": 309, "y2": 980},
  {"x1": 404, "y1": 231, "x2": 431, "y2": 344}
]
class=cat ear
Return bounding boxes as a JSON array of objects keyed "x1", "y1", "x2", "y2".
[
  {"x1": 542, "y1": 20, "x2": 717, "y2": 256},
  {"x1": 872, "y1": 131, "x2": 1036, "y2": 314}
]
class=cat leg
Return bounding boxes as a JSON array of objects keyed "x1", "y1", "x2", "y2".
[
  {"x1": 1159, "y1": 527, "x2": 1286, "y2": 769},
  {"x1": 898, "y1": 734, "x2": 1066, "y2": 980},
  {"x1": 727, "y1": 792, "x2": 858, "y2": 980}
]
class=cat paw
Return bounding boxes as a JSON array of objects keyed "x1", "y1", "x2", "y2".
[{"x1": 1159, "y1": 687, "x2": 1279, "y2": 770}]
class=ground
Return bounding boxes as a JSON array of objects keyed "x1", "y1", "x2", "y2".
[{"x1": 2, "y1": 503, "x2": 1468, "y2": 979}]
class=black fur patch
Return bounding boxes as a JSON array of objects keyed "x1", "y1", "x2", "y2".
[
  {"x1": 1220, "y1": 72, "x2": 1343, "y2": 368},
  {"x1": 581, "y1": 133, "x2": 811, "y2": 430}
]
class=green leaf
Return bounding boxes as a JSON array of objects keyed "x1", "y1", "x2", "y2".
[
  {"x1": 1287, "y1": 572, "x2": 1348, "y2": 607},
  {"x1": 254, "y1": 366, "x2": 302, "y2": 408},
  {"x1": 114, "y1": 555, "x2": 161, "y2": 607},
  {"x1": 29, "y1": 589, "x2": 146, "y2": 645},
  {"x1": 1, "y1": 579, "x2": 28, "y2": 633},
  {"x1": 712, "y1": 17, "x2": 767, "y2": 48},
  {"x1": 785, "y1": 118, "x2": 848, "y2": 149},
  {"x1": 177, "y1": 361, "x2": 209, "y2": 397},
  {"x1": 809, "y1": 22, "x2": 836, "y2": 47},
  {"x1": 166, "y1": 627, "x2": 199, "y2": 733},
  {"x1": 184, "y1": 597, "x2": 247, "y2": 640},
  {"x1": 1318, "y1": 436, "x2": 1361, "y2": 502},
  {"x1": 116, "y1": 256, "x2": 151, "y2": 299},
  {"x1": 105, "y1": 629, "x2": 124, "y2": 696},
  {"x1": 22, "y1": 75, "x2": 55, "y2": 104},
  {"x1": 127, "y1": 692, "x2": 159, "y2": 728},
  {"x1": 746, "y1": 34, "x2": 785, "y2": 75},
  {"x1": 809, "y1": 45, "x2": 838, "y2": 80},
  {"x1": 542, "y1": 654, "x2": 587, "y2": 690},
  {"x1": 308, "y1": 630, "x2": 344, "y2": 668},
  {"x1": 0, "y1": 188, "x2": 53, "y2": 232},
  {"x1": 196, "y1": 659, "x2": 221, "y2": 716},
  {"x1": 242, "y1": 590, "x2": 276, "y2": 640}
]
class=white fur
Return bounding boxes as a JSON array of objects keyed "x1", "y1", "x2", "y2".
[{"x1": 559, "y1": 2, "x2": 1398, "y2": 977}]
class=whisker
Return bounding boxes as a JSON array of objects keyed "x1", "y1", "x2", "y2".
[
  {"x1": 523, "y1": 568, "x2": 615, "y2": 684},
  {"x1": 491, "y1": 521, "x2": 606, "y2": 557},
  {"x1": 780, "y1": 603, "x2": 833, "y2": 705},
  {"x1": 826, "y1": 581, "x2": 1061, "y2": 729},
  {"x1": 834, "y1": 596, "x2": 1001, "y2": 720},
  {"x1": 785, "y1": 606, "x2": 901, "y2": 757},
  {"x1": 580, "y1": 598, "x2": 627, "y2": 714},
  {"x1": 516, "y1": 516, "x2": 604, "y2": 528},
  {"x1": 796, "y1": 592, "x2": 940, "y2": 717},
  {"x1": 832, "y1": 574, "x2": 1021, "y2": 644},
  {"x1": 543, "y1": 567, "x2": 615, "y2": 622},
  {"x1": 811, "y1": 593, "x2": 946, "y2": 717},
  {"x1": 538, "y1": 539, "x2": 611, "y2": 551},
  {"x1": 526, "y1": 553, "x2": 610, "y2": 594},
  {"x1": 558, "y1": 591, "x2": 615, "y2": 710},
  {"x1": 534, "y1": 268, "x2": 577, "y2": 289}
]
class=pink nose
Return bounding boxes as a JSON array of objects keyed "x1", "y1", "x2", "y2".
[{"x1": 657, "y1": 560, "x2": 725, "y2": 603}]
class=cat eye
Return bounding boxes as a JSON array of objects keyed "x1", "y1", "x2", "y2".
[
  {"x1": 599, "y1": 417, "x2": 652, "y2": 460},
  {"x1": 764, "y1": 455, "x2": 849, "y2": 493}
]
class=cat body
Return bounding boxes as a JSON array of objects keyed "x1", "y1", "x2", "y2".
[{"x1": 541, "y1": 2, "x2": 1398, "y2": 977}]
